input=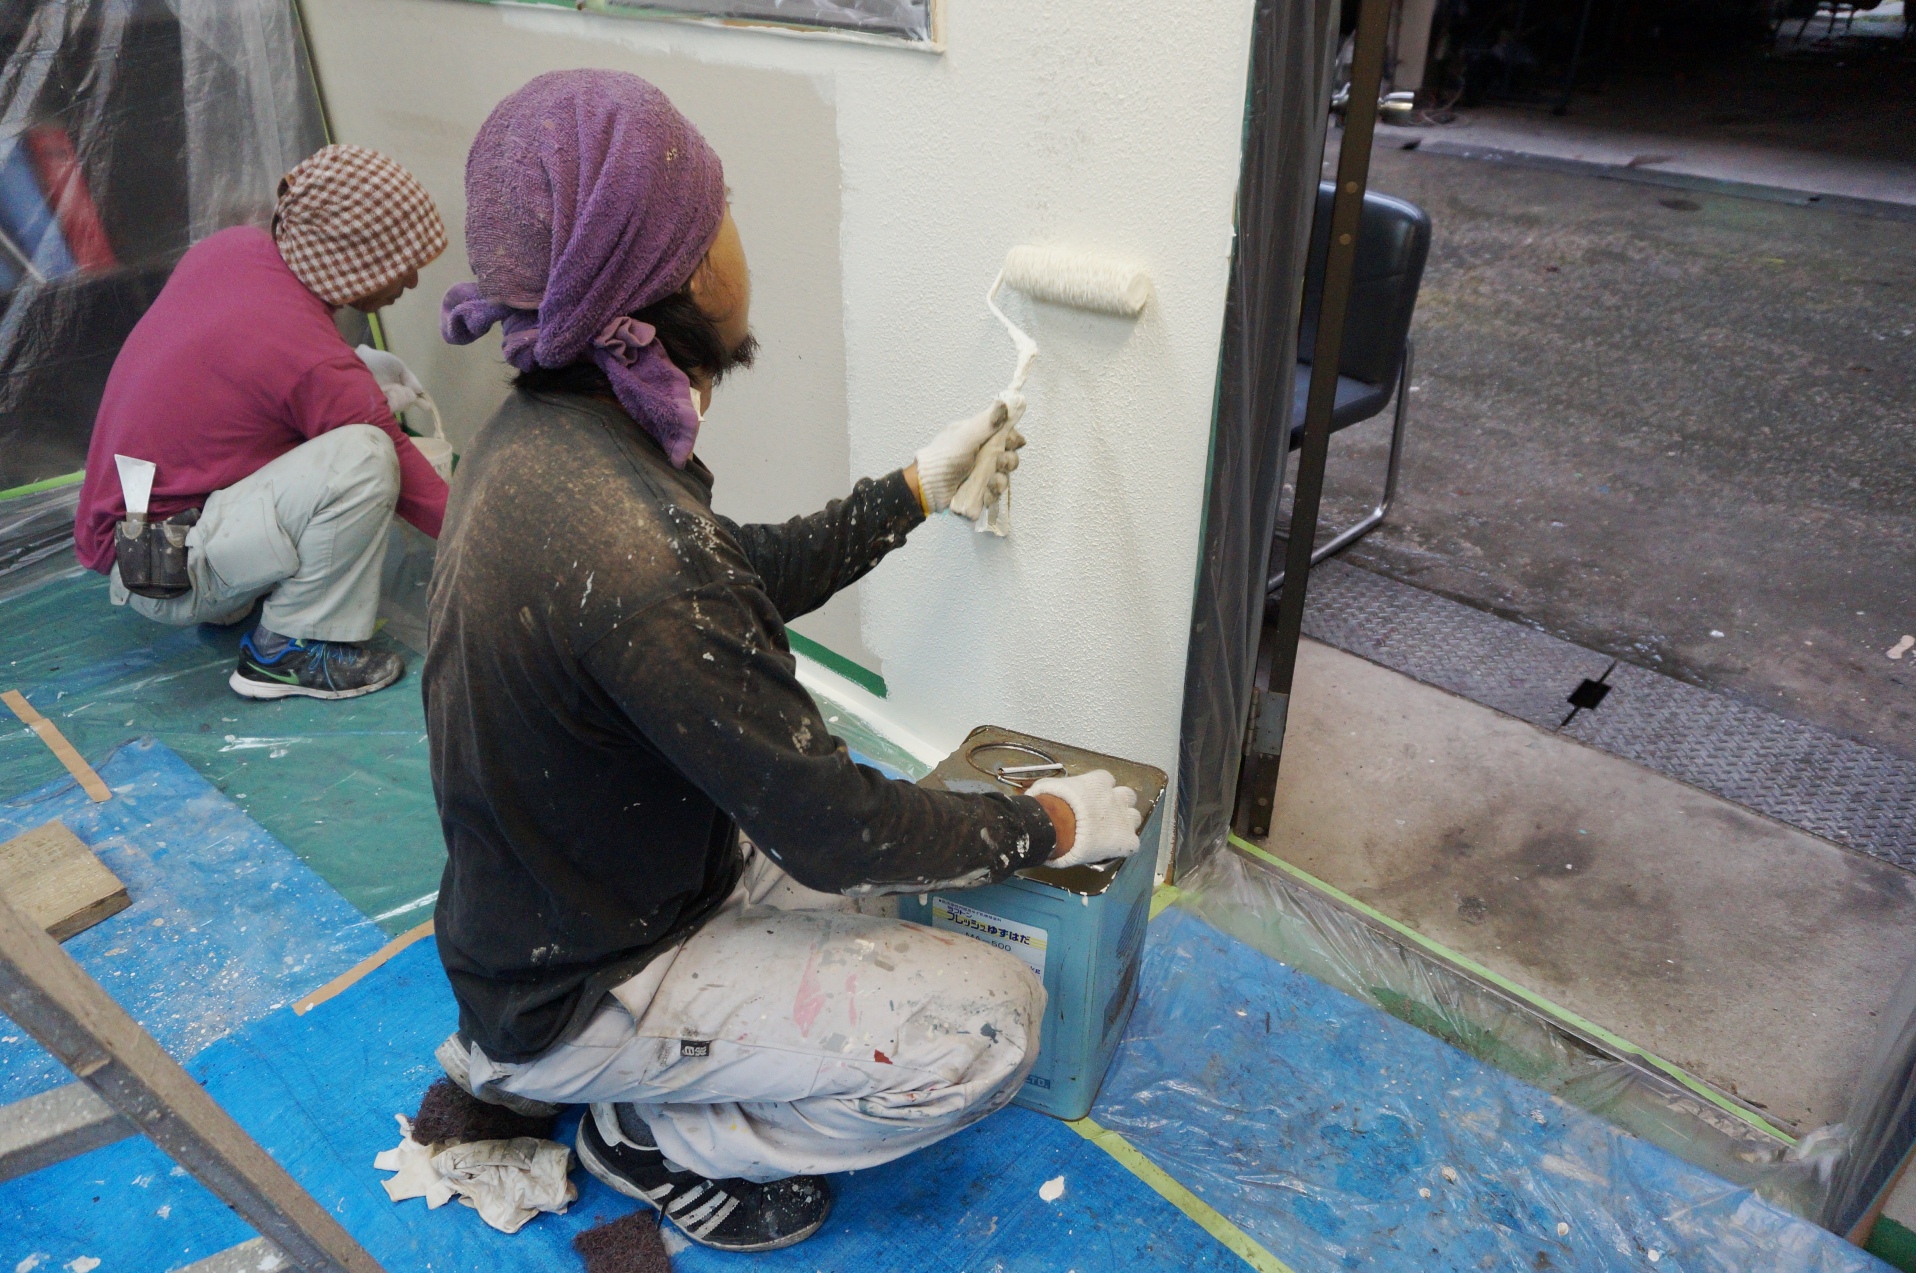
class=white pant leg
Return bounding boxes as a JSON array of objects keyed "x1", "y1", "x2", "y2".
[
  {"x1": 477, "y1": 848, "x2": 1046, "y2": 1183},
  {"x1": 114, "y1": 425, "x2": 400, "y2": 642}
]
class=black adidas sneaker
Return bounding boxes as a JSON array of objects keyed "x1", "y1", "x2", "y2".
[
  {"x1": 575, "y1": 1103, "x2": 833, "y2": 1252},
  {"x1": 230, "y1": 629, "x2": 404, "y2": 700}
]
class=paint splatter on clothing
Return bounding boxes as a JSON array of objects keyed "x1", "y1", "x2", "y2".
[{"x1": 425, "y1": 390, "x2": 1056, "y2": 1063}]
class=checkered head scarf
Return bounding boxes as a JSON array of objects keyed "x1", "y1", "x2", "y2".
[{"x1": 273, "y1": 144, "x2": 446, "y2": 308}]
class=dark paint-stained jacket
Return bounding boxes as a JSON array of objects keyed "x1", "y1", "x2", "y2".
[{"x1": 424, "y1": 390, "x2": 1057, "y2": 1063}]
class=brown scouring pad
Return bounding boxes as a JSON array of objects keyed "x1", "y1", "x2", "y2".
[
  {"x1": 410, "y1": 1077, "x2": 558, "y2": 1146},
  {"x1": 574, "y1": 1210, "x2": 673, "y2": 1273}
]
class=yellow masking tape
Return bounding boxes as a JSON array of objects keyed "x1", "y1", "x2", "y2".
[{"x1": 1068, "y1": 1116, "x2": 1296, "y2": 1273}]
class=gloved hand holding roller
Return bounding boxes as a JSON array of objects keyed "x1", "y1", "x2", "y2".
[
  {"x1": 911, "y1": 392, "x2": 1026, "y2": 514},
  {"x1": 944, "y1": 244, "x2": 1152, "y2": 534}
]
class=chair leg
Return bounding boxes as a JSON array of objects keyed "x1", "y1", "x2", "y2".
[{"x1": 1267, "y1": 340, "x2": 1413, "y2": 595}]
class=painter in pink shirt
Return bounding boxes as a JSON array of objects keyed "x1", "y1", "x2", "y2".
[{"x1": 75, "y1": 225, "x2": 448, "y2": 571}]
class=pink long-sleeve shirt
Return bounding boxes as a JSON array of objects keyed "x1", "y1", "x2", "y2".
[{"x1": 75, "y1": 226, "x2": 447, "y2": 572}]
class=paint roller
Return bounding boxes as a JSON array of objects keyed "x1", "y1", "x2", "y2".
[{"x1": 949, "y1": 246, "x2": 1152, "y2": 534}]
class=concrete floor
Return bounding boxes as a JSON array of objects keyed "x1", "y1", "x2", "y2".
[
  {"x1": 1390, "y1": 103, "x2": 1916, "y2": 208},
  {"x1": 1261, "y1": 638, "x2": 1916, "y2": 1132},
  {"x1": 1489, "y1": 49, "x2": 1916, "y2": 172},
  {"x1": 1313, "y1": 141, "x2": 1916, "y2": 761}
]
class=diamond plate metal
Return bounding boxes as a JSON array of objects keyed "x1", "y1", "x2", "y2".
[
  {"x1": 1300, "y1": 560, "x2": 1916, "y2": 868},
  {"x1": 1300, "y1": 559, "x2": 1612, "y2": 729},
  {"x1": 1565, "y1": 665, "x2": 1916, "y2": 867}
]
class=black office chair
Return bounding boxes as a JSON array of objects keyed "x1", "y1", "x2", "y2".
[{"x1": 1269, "y1": 182, "x2": 1430, "y2": 594}]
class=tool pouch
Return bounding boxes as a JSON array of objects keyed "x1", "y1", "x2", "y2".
[{"x1": 114, "y1": 508, "x2": 199, "y2": 600}]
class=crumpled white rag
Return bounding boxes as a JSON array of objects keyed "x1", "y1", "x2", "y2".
[{"x1": 374, "y1": 1114, "x2": 577, "y2": 1235}]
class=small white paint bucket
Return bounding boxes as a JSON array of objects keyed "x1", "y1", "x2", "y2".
[{"x1": 406, "y1": 393, "x2": 455, "y2": 482}]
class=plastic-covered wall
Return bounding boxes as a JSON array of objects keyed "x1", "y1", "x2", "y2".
[
  {"x1": 299, "y1": 0, "x2": 1261, "y2": 871},
  {"x1": 0, "y1": 0, "x2": 326, "y2": 494},
  {"x1": 1173, "y1": 0, "x2": 1339, "y2": 877}
]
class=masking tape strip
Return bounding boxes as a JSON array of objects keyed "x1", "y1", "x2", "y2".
[
  {"x1": 1226, "y1": 833, "x2": 1795, "y2": 1145},
  {"x1": 0, "y1": 469, "x2": 83, "y2": 501},
  {"x1": 1149, "y1": 882, "x2": 1182, "y2": 920},
  {"x1": 293, "y1": 918, "x2": 435, "y2": 1015},
  {"x1": 3, "y1": 689, "x2": 112, "y2": 803},
  {"x1": 1067, "y1": 1115, "x2": 1297, "y2": 1273}
]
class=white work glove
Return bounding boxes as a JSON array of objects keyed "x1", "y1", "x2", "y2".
[
  {"x1": 914, "y1": 393, "x2": 1026, "y2": 514},
  {"x1": 1027, "y1": 769, "x2": 1142, "y2": 869},
  {"x1": 356, "y1": 344, "x2": 425, "y2": 416}
]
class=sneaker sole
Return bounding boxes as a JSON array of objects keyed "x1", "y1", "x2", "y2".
[
  {"x1": 228, "y1": 668, "x2": 400, "y2": 701},
  {"x1": 574, "y1": 1123, "x2": 829, "y2": 1253}
]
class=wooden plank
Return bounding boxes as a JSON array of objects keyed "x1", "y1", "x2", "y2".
[
  {"x1": 0, "y1": 820, "x2": 129, "y2": 941},
  {"x1": 0, "y1": 1080, "x2": 134, "y2": 1183},
  {"x1": 0, "y1": 888, "x2": 383, "y2": 1273},
  {"x1": 2, "y1": 689, "x2": 112, "y2": 803}
]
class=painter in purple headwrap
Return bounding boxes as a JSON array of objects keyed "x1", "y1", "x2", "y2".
[
  {"x1": 424, "y1": 70, "x2": 1138, "y2": 1257},
  {"x1": 441, "y1": 68, "x2": 749, "y2": 467}
]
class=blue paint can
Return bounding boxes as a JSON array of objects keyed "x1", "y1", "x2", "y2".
[{"x1": 899, "y1": 727, "x2": 1167, "y2": 1121}]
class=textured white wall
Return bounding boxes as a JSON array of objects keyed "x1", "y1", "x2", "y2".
[{"x1": 301, "y1": 0, "x2": 1255, "y2": 845}]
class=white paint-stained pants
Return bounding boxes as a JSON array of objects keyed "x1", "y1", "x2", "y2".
[
  {"x1": 467, "y1": 847, "x2": 1047, "y2": 1183},
  {"x1": 109, "y1": 424, "x2": 399, "y2": 643}
]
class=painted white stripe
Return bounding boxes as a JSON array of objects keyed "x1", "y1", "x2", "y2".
[
  {"x1": 666, "y1": 1182, "x2": 709, "y2": 1214},
  {"x1": 690, "y1": 1194, "x2": 739, "y2": 1238},
  {"x1": 678, "y1": 1189, "x2": 729, "y2": 1227},
  {"x1": 372, "y1": 891, "x2": 439, "y2": 922}
]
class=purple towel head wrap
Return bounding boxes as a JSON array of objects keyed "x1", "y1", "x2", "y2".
[{"x1": 441, "y1": 69, "x2": 727, "y2": 467}]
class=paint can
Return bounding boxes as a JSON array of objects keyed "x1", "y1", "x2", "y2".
[{"x1": 899, "y1": 726, "x2": 1167, "y2": 1121}]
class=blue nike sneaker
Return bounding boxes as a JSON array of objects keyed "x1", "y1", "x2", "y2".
[{"x1": 230, "y1": 628, "x2": 404, "y2": 700}]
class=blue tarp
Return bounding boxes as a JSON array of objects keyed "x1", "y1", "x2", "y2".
[
  {"x1": 5, "y1": 937, "x2": 1243, "y2": 1273},
  {"x1": 0, "y1": 696, "x2": 1885, "y2": 1270},
  {"x1": 0, "y1": 737, "x2": 384, "y2": 1103},
  {"x1": 1092, "y1": 904, "x2": 1888, "y2": 1273}
]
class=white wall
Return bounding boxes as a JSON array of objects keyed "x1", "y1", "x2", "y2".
[{"x1": 302, "y1": 0, "x2": 1256, "y2": 851}]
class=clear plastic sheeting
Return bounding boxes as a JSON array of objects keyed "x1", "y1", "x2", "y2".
[
  {"x1": 1093, "y1": 854, "x2": 1892, "y2": 1273},
  {"x1": 1828, "y1": 953, "x2": 1916, "y2": 1236},
  {"x1": 1178, "y1": 847, "x2": 1848, "y2": 1222},
  {"x1": 0, "y1": 0, "x2": 326, "y2": 491},
  {"x1": 1173, "y1": 0, "x2": 1340, "y2": 877},
  {"x1": 0, "y1": 481, "x2": 85, "y2": 601}
]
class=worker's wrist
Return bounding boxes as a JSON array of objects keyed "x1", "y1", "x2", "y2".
[
  {"x1": 902, "y1": 462, "x2": 929, "y2": 516},
  {"x1": 1035, "y1": 793, "x2": 1075, "y2": 858}
]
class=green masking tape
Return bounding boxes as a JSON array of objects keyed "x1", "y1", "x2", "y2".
[
  {"x1": 1225, "y1": 833, "x2": 1796, "y2": 1146},
  {"x1": 787, "y1": 631, "x2": 888, "y2": 699},
  {"x1": 0, "y1": 470, "x2": 83, "y2": 501}
]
